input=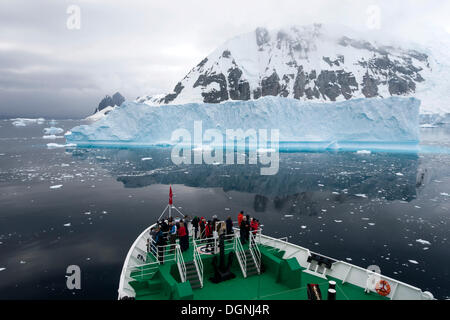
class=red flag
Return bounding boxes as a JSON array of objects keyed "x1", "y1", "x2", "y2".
[{"x1": 169, "y1": 186, "x2": 173, "y2": 205}]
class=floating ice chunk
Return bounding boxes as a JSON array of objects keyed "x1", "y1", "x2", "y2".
[
  {"x1": 64, "y1": 223, "x2": 71, "y2": 227},
  {"x1": 440, "y1": 193, "x2": 449, "y2": 197},
  {"x1": 47, "y1": 143, "x2": 76, "y2": 149},
  {"x1": 334, "y1": 220, "x2": 343, "y2": 223},
  {"x1": 301, "y1": 225, "x2": 307, "y2": 229},
  {"x1": 141, "y1": 157, "x2": 152, "y2": 161},
  {"x1": 284, "y1": 215, "x2": 294, "y2": 218},
  {"x1": 355, "y1": 194, "x2": 368, "y2": 198},
  {"x1": 43, "y1": 135, "x2": 64, "y2": 140},
  {"x1": 346, "y1": 258, "x2": 353, "y2": 261},
  {"x1": 0, "y1": 268, "x2": 5, "y2": 272},
  {"x1": 11, "y1": 118, "x2": 45, "y2": 126},
  {"x1": 20, "y1": 260, "x2": 26, "y2": 264},
  {"x1": 395, "y1": 172, "x2": 404, "y2": 176},
  {"x1": 50, "y1": 185, "x2": 63, "y2": 189},
  {"x1": 83, "y1": 212, "x2": 91, "y2": 215},
  {"x1": 356, "y1": 150, "x2": 371, "y2": 154},
  {"x1": 44, "y1": 127, "x2": 64, "y2": 135},
  {"x1": 408, "y1": 260, "x2": 419, "y2": 265},
  {"x1": 416, "y1": 239, "x2": 431, "y2": 246}
]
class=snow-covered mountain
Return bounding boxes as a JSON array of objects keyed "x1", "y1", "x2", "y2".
[{"x1": 137, "y1": 24, "x2": 450, "y2": 115}]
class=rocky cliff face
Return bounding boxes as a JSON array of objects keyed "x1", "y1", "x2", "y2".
[
  {"x1": 95, "y1": 92, "x2": 125, "y2": 113},
  {"x1": 138, "y1": 24, "x2": 448, "y2": 114}
]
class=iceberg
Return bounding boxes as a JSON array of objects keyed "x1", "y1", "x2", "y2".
[
  {"x1": 66, "y1": 96, "x2": 420, "y2": 151},
  {"x1": 44, "y1": 127, "x2": 64, "y2": 135}
]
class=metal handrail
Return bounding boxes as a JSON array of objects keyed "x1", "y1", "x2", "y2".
[
  {"x1": 128, "y1": 261, "x2": 160, "y2": 281},
  {"x1": 234, "y1": 235, "x2": 247, "y2": 278},
  {"x1": 249, "y1": 233, "x2": 261, "y2": 274},
  {"x1": 149, "y1": 238, "x2": 179, "y2": 263},
  {"x1": 192, "y1": 239, "x2": 204, "y2": 288},
  {"x1": 176, "y1": 244, "x2": 187, "y2": 282}
]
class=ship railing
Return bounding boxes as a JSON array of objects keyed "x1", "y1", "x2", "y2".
[
  {"x1": 149, "y1": 238, "x2": 179, "y2": 264},
  {"x1": 258, "y1": 236, "x2": 289, "y2": 253},
  {"x1": 233, "y1": 234, "x2": 247, "y2": 278},
  {"x1": 127, "y1": 261, "x2": 160, "y2": 282},
  {"x1": 192, "y1": 239, "x2": 204, "y2": 288},
  {"x1": 175, "y1": 244, "x2": 187, "y2": 283},
  {"x1": 249, "y1": 233, "x2": 261, "y2": 274}
]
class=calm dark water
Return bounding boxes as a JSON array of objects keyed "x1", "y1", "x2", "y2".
[{"x1": 0, "y1": 119, "x2": 449, "y2": 300}]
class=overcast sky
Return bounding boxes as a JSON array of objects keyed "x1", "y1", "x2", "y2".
[{"x1": 0, "y1": 0, "x2": 449, "y2": 118}]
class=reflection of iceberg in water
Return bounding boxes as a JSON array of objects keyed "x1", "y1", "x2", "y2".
[{"x1": 71, "y1": 147, "x2": 420, "y2": 205}]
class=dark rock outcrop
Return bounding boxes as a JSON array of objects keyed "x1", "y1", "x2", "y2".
[
  {"x1": 194, "y1": 73, "x2": 229, "y2": 103},
  {"x1": 261, "y1": 72, "x2": 281, "y2": 97},
  {"x1": 95, "y1": 92, "x2": 125, "y2": 113}
]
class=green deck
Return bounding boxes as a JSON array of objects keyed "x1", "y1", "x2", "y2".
[{"x1": 129, "y1": 238, "x2": 387, "y2": 301}]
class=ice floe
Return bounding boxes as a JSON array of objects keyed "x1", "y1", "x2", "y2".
[
  {"x1": 11, "y1": 118, "x2": 45, "y2": 126},
  {"x1": 43, "y1": 135, "x2": 64, "y2": 140},
  {"x1": 416, "y1": 239, "x2": 431, "y2": 246},
  {"x1": 44, "y1": 127, "x2": 64, "y2": 135},
  {"x1": 49, "y1": 185, "x2": 63, "y2": 189},
  {"x1": 46, "y1": 143, "x2": 76, "y2": 149}
]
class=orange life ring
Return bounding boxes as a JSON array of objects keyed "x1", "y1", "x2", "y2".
[{"x1": 375, "y1": 280, "x2": 391, "y2": 296}]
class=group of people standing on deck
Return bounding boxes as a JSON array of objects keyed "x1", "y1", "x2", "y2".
[
  {"x1": 148, "y1": 211, "x2": 261, "y2": 263},
  {"x1": 149, "y1": 217, "x2": 191, "y2": 263},
  {"x1": 237, "y1": 211, "x2": 260, "y2": 245}
]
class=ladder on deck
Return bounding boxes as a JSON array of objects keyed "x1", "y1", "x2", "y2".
[{"x1": 234, "y1": 235, "x2": 261, "y2": 278}]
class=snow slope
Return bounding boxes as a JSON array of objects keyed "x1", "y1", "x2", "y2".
[{"x1": 66, "y1": 96, "x2": 420, "y2": 148}]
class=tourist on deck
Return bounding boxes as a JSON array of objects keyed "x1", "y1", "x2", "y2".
[
  {"x1": 226, "y1": 216, "x2": 233, "y2": 235},
  {"x1": 251, "y1": 218, "x2": 259, "y2": 235},
  {"x1": 178, "y1": 222, "x2": 189, "y2": 252},
  {"x1": 200, "y1": 218, "x2": 206, "y2": 239},
  {"x1": 237, "y1": 211, "x2": 244, "y2": 227},
  {"x1": 169, "y1": 221, "x2": 177, "y2": 254},
  {"x1": 184, "y1": 215, "x2": 191, "y2": 237},
  {"x1": 192, "y1": 216, "x2": 200, "y2": 238},
  {"x1": 155, "y1": 227, "x2": 166, "y2": 264},
  {"x1": 212, "y1": 215, "x2": 219, "y2": 232},
  {"x1": 240, "y1": 216, "x2": 248, "y2": 244}
]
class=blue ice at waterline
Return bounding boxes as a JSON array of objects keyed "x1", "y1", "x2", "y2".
[{"x1": 66, "y1": 96, "x2": 421, "y2": 153}]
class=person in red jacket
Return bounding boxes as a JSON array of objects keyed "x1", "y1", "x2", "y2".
[
  {"x1": 178, "y1": 222, "x2": 189, "y2": 252},
  {"x1": 250, "y1": 218, "x2": 259, "y2": 235},
  {"x1": 237, "y1": 211, "x2": 244, "y2": 227}
]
